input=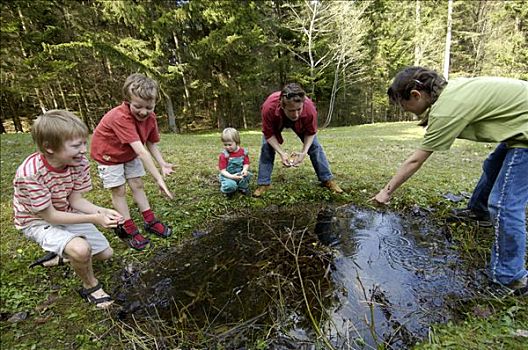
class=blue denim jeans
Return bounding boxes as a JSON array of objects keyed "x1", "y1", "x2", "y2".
[
  {"x1": 256, "y1": 134, "x2": 333, "y2": 185},
  {"x1": 470, "y1": 143, "x2": 528, "y2": 285}
]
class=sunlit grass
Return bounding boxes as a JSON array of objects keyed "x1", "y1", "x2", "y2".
[{"x1": 1, "y1": 122, "x2": 526, "y2": 349}]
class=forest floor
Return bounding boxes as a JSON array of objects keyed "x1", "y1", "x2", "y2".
[{"x1": 1, "y1": 122, "x2": 526, "y2": 349}]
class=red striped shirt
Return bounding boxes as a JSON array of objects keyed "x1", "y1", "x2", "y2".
[{"x1": 13, "y1": 152, "x2": 92, "y2": 229}]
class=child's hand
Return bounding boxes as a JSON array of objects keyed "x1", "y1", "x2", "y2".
[
  {"x1": 233, "y1": 173, "x2": 244, "y2": 180},
  {"x1": 241, "y1": 170, "x2": 248, "y2": 177},
  {"x1": 95, "y1": 211, "x2": 120, "y2": 228},
  {"x1": 161, "y1": 163, "x2": 175, "y2": 177},
  {"x1": 100, "y1": 208, "x2": 123, "y2": 224},
  {"x1": 157, "y1": 179, "x2": 174, "y2": 199}
]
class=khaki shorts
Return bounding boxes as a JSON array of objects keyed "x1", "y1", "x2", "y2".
[
  {"x1": 23, "y1": 222, "x2": 110, "y2": 257},
  {"x1": 96, "y1": 158, "x2": 146, "y2": 188}
]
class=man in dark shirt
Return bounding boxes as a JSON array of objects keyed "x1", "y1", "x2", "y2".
[{"x1": 254, "y1": 83, "x2": 343, "y2": 197}]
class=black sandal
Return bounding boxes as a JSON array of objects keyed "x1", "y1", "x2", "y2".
[
  {"x1": 127, "y1": 232, "x2": 151, "y2": 250},
  {"x1": 144, "y1": 219, "x2": 172, "y2": 238},
  {"x1": 78, "y1": 283, "x2": 113, "y2": 308},
  {"x1": 29, "y1": 252, "x2": 65, "y2": 269},
  {"x1": 115, "y1": 225, "x2": 150, "y2": 250}
]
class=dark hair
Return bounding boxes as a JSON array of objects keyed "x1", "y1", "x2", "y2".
[
  {"x1": 280, "y1": 83, "x2": 306, "y2": 103},
  {"x1": 388, "y1": 66, "x2": 447, "y2": 106},
  {"x1": 387, "y1": 67, "x2": 447, "y2": 126}
]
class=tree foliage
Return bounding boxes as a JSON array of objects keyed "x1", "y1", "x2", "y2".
[{"x1": 1, "y1": 0, "x2": 526, "y2": 133}]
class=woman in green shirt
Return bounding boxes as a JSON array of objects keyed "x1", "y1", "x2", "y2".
[{"x1": 373, "y1": 66, "x2": 528, "y2": 295}]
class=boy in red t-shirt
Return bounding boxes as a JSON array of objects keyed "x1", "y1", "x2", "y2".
[
  {"x1": 13, "y1": 110, "x2": 122, "y2": 308},
  {"x1": 90, "y1": 73, "x2": 174, "y2": 250},
  {"x1": 218, "y1": 128, "x2": 252, "y2": 197}
]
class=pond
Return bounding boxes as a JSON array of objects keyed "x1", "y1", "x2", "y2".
[{"x1": 114, "y1": 204, "x2": 479, "y2": 349}]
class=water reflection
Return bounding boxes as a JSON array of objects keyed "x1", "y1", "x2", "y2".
[
  {"x1": 115, "y1": 205, "x2": 475, "y2": 349},
  {"x1": 324, "y1": 205, "x2": 472, "y2": 348}
]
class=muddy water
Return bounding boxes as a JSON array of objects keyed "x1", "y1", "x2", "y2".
[{"x1": 114, "y1": 205, "x2": 476, "y2": 349}]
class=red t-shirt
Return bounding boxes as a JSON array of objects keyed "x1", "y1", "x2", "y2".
[
  {"x1": 261, "y1": 91, "x2": 318, "y2": 144},
  {"x1": 90, "y1": 102, "x2": 160, "y2": 165},
  {"x1": 218, "y1": 147, "x2": 250, "y2": 170}
]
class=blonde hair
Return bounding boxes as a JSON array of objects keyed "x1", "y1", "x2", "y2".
[
  {"x1": 221, "y1": 127, "x2": 240, "y2": 144},
  {"x1": 122, "y1": 73, "x2": 159, "y2": 101},
  {"x1": 31, "y1": 110, "x2": 88, "y2": 153}
]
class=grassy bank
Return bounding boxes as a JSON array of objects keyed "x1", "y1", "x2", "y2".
[{"x1": 1, "y1": 122, "x2": 526, "y2": 349}]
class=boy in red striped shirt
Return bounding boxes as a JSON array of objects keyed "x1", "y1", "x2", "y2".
[{"x1": 13, "y1": 110, "x2": 122, "y2": 309}]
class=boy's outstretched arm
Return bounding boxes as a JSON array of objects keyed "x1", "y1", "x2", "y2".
[
  {"x1": 372, "y1": 149, "x2": 433, "y2": 204},
  {"x1": 146, "y1": 141, "x2": 174, "y2": 177},
  {"x1": 129, "y1": 141, "x2": 174, "y2": 199}
]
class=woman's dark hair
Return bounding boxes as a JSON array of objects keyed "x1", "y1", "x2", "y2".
[
  {"x1": 387, "y1": 66, "x2": 447, "y2": 126},
  {"x1": 387, "y1": 66, "x2": 447, "y2": 106}
]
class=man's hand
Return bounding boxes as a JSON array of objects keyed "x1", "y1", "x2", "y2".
[
  {"x1": 290, "y1": 152, "x2": 306, "y2": 167},
  {"x1": 280, "y1": 153, "x2": 292, "y2": 167}
]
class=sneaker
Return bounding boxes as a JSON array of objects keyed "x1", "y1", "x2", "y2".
[
  {"x1": 448, "y1": 208, "x2": 492, "y2": 227},
  {"x1": 322, "y1": 180, "x2": 343, "y2": 194},
  {"x1": 253, "y1": 185, "x2": 271, "y2": 197}
]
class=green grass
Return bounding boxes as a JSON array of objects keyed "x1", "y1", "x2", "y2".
[{"x1": 1, "y1": 122, "x2": 526, "y2": 349}]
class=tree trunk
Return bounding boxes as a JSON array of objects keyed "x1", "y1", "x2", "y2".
[
  {"x1": 172, "y1": 31, "x2": 192, "y2": 120},
  {"x1": 414, "y1": 0, "x2": 422, "y2": 66},
  {"x1": 164, "y1": 92, "x2": 179, "y2": 133},
  {"x1": 323, "y1": 58, "x2": 341, "y2": 128},
  {"x1": 9, "y1": 100, "x2": 24, "y2": 132},
  {"x1": 17, "y1": 5, "x2": 46, "y2": 114},
  {"x1": 49, "y1": 85, "x2": 59, "y2": 109},
  {"x1": 237, "y1": 84, "x2": 247, "y2": 129},
  {"x1": 443, "y1": 0, "x2": 453, "y2": 80},
  {"x1": 58, "y1": 81, "x2": 69, "y2": 110}
]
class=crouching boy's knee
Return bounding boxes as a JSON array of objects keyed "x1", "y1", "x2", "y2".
[
  {"x1": 64, "y1": 237, "x2": 93, "y2": 263},
  {"x1": 95, "y1": 247, "x2": 113, "y2": 261}
]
